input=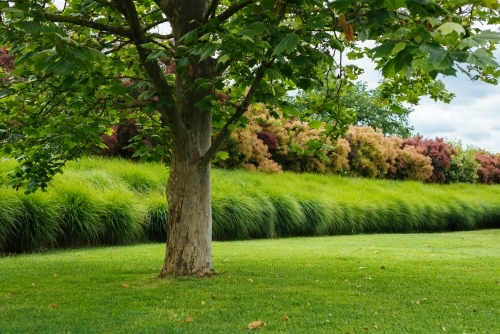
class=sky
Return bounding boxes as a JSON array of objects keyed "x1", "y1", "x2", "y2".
[{"x1": 354, "y1": 46, "x2": 500, "y2": 153}]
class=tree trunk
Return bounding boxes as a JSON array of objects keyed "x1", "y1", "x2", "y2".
[
  {"x1": 160, "y1": 156, "x2": 212, "y2": 276},
  {"x1": 156, "y1": 0, "x2": 216, "y2": 277}
]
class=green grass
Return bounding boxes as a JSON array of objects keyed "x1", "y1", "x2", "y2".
[
  {"x1": 1, "y1": 230, "x2": 499, "y2": 333},
  {"x1": 1, "y1": 157, "x2": 500, "y2": 252}
]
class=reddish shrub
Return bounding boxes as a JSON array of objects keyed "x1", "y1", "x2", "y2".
[
  {"x1": 475, "y1": 151, "x2": 500, "y2": 184},
  {"x1": 257, "y1": 131, "x2": 278, "y2": 150},
  {"x1": 403, "y1": 136, "x2": 457, "y2": 183},
  {"x1": 101, "y1": 119, "x2": 139, "y2": 158}
]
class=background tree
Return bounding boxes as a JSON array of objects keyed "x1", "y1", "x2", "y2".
[
  {"x1": 1, "y1": 0, "x2": 500, "y2": 276},
  {"x1": 294, "y1": 81, "x2": 415, "y2": 137}
]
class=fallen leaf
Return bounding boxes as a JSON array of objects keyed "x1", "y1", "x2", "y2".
[
  {"x1": 185, "y1": 318, "x2": 194, "y2": 322},
  {"x1": 223, "y1": 258, "x2": 230, "y2": 262},
  {"x1": 201, "y1": 301, "x2": 206, "y2": 305},
  {"x1": 363, "y1": 326, "x2": 369, "y2": 330},
  {"x1": 53, "y1": 274, "x2": 58, "y2": 277},
  {"x1": 248, "y1": 320, "x2": 266, "y2": 330},
  {"x1": 31, "y1": 283, "x2": 35, "y2": 286},
  {"x1": 359, "y1": 267, "x2": 366, "y2": 270},
  {"x1": 48, "y1": 303, "x2": 58, "y2": 308},
  {"x1": 365, "y1": 276, "x2": 372, "y2": 280},
  {"x1": 441, "y1": 325, "x2": 447, "y2": 332},
  {"x1": 280, "y1": 316, "x2": 290, "y2": 321},
  {"x1": 248, "y1": 279, "x2": 253, "y2": 283},
  {"x1": 121, "y1": 283, "x2": 130, "y2": 288}
]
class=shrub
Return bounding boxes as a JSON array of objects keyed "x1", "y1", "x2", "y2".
[
  {"x1": 346, "y1": 126, "x2": 400, "y2": 178},
  {"x1": 387, "y1": 145, "x2": 433, "y2": 182},
  {"x1": 101, "y1": 119, "x2": 139, "y2": 158},
  {"x1": 445, "y1": 141, "x2": 480, "y2": 183},
  {"x1": 475, "y1": 151, "x2": 500, "y2": 184},
  {"x1": 403, "y1": 136, "x2": 457, "y2": 183},
  {"x1": 217, "y1": 104, "x2": 350, "y2": 174}
]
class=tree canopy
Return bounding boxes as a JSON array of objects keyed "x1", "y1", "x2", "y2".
[{"x1": 1, "y1": 0, "x2": 500, "y2": 276}]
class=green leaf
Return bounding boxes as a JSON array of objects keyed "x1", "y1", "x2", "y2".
[
  {"x1": 420, "y1": 44, "x2": 454, "y2": 70},
  {"x1": 239, "y1": 22, "x2": 267, "y2": 37},
  {"x1": 459, "y1": 30, "x2": 500, "y2": 49},
  {"x1": 1, "y1": 7, "x2": 25, "y2": 18},
  {"x1": 371, "y1": 41, "x2": 397, "y2": 58},
  {"x1": 179, "y1": 30, "x2": 198, "y2": 44},
  {"x1": 329, "y1": 38, "x2": 344, "y2": 51},
  {"x1": 384, "y1": 0, "x2": 406, "y2": 10},
  {"x1": 308, "y1": 120, "x2": 322, "y2": 129},
  {"x1": 17, "y1": 21, "x2": 43, "y2": 33},
  {"x1": 467, "y1": 49, "x2": 499, "y2": 70},
  {"x1": 215, "y1": 151, "x2": 229, "y2": 161},
  {"x1": 217, "y1": 54, "x2": 230, "y2": 65},
  {"x1": 264, "y1": 68, "x2": 283, "y2": 80},
  {"x1": 49, "y1": 58, "x2": 76, "y2": 75},
  {"x1": 146, "y1": 49, "x2": 168, "y2": 62},
  {"x1": 200, "y1": 43, "x2": 217, "y2": 61},
  {"x1": 272, "y1": 33, "x2": 300, "y2": 56},
  {"x1": 108, "y1": 84, "x2": 129, "y2": 95},
  {"x1": 435, "y1": 22, "x2": 465, "y2": 36}
]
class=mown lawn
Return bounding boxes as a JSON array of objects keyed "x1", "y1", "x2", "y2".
[{"x1": 1, "y1": 230, "x2": 499, "y2": 333}]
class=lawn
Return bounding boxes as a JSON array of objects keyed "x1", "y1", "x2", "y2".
[{"x1": 1, "y1": 230, "x2": 499, "y2": 333}]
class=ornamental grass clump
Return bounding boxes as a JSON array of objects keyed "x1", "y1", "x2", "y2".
[
  {"x1": 0, "y1": 189, "x2": 21, "y2": 252},
  {"x1": 7, "y1": 191, "x2": 60, "y2": 253},
  {"x1": 99, "y1": 189, "x2": 145, "y2": 244},
  {"x1": 53, "y1": 181, "x2": 105, "y2": 247},
  {"x1": 144, "y1": 194, "x2": 169, "y2": 242}
]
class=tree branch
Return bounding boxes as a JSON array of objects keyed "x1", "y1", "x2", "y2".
[
  {"x1": 43, "y1": 13, "x2": 133, "y2": 38},
  {"x1": 203, "y1": 0, "x2": 219, "y2": 23},
  {"x1": 147, "y1": 32, "x2": 174, "y2": 40},
  {"x1": 143, "y1": 17, "x2": 170, "y2": 32},
  {"x1": 117, "y1": 0, "x2": 184, "y2": 136},
  {"x1": 202, "y1": 60, "x2": 273, "y2": 165},
  {"x1": 216, "y1": 0, "x2": 254, "y2": 24}
]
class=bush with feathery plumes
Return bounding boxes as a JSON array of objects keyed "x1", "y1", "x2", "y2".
[
  {"x1": 346, "y1": 126, "x2": 400, "y2": 178},
  {"x1": 402, "y1": 136, "x2": 457, "y2": 183},
  {"x1": 216, "y1": 104, "x2": 350, "y2": 174},
  {"x1": 475, "y1": 151, "x2": 500, "y2": 184},
  {"x1": 387, "y1": 145, "x2": 434, "y2": 182}
]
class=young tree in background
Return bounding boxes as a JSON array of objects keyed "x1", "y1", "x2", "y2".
[{"x1": 1, "y1": 0, "x2": 500, "y2": 276}]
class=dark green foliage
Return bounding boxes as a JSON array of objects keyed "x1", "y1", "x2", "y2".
[
  {"x1": 0, "y1": 190, "x2": 20, "y2": 251},
  {"x1": 144, "y1": 195, "x2": 169, "y2": 242},
  {"x1": 6, "y1": 192, "x2": 60, "y2": 253}
]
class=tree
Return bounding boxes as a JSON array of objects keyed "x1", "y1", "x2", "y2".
[
  {"x1": 1, "y1": 0, "x2": 500, "y2": 276},
  {"x1": 295, "y1": 81, "x2": 415, "y2": 137}
]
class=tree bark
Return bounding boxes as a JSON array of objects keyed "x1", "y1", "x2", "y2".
[{"x1": 160, "y1": 156, "x2": 212, "y2": 276}]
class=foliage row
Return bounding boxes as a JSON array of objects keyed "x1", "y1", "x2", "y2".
[
  {"x1": 1, "y1": 158, "x2": 500, "y2": 253},
  {"x1": 200, "y1": 106, "x2": 497, "y2": 184}
]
